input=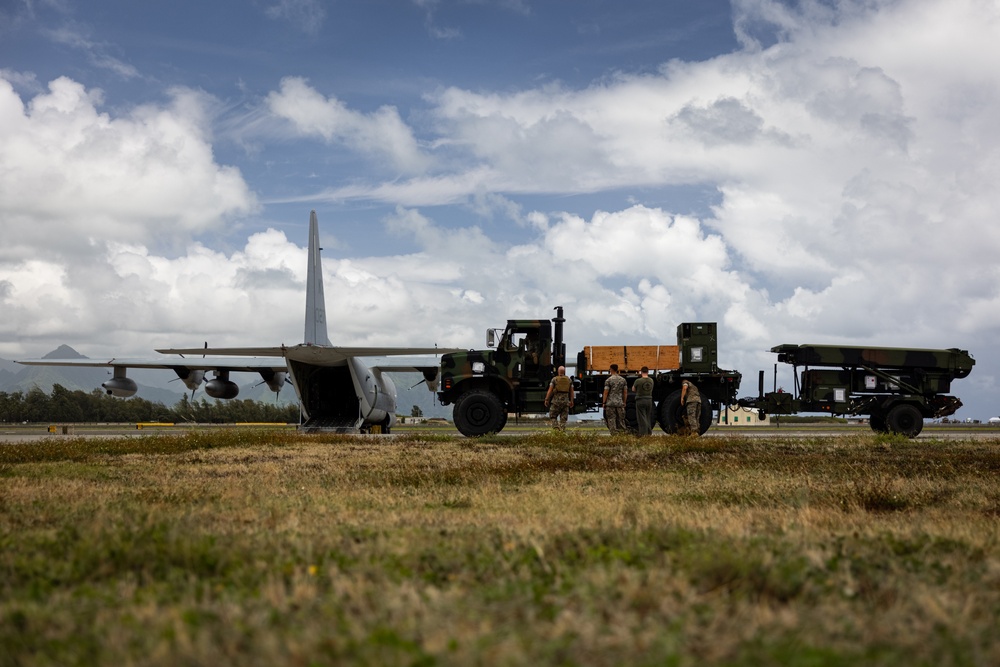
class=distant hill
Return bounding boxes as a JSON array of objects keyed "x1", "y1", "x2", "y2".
[
  {"x1": 43, "y1": 344, "x2": 87, "y2": 360},
  {"x1": 0, "y1": 366, "x2": 17, "y2": 388},
  {"x1": 0, "y1": 357, "x2": 21, "y2": 375}
]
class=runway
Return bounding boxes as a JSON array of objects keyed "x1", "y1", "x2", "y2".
[{"x1": 2, "y1": 422, "x2": 999, "y2": 444}]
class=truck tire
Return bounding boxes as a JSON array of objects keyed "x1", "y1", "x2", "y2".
[
  {"x1": 885, "y1": 403, "x2": 924, "y2": 438},
  {"x1": 868, "y1": 411, "x2": 888, "y2": 433},
  {"x1": 658, "y1": 389, "x2": 713, "y2": 435},
  {"x1": 454, "y1": 389, "x2": 506, "y2": 436},
  {"x1": 658, "y1": 390, "x2": 682, "y2": 433}
]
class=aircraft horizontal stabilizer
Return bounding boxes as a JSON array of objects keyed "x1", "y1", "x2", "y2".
[
  {"x1": 156, "y1": 346, "x2": 289, "y2": 358},
  {"x1": 157, "y1": 345, "x2": 462, "y2": 366}
]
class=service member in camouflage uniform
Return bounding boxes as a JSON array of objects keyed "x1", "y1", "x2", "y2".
[
  {"x1": 680, "y1": 379, "x2": 702, "y2": 436},
  {"x1": 602, "y1": 364, "x2": 628, "y2": 434},
  {"x1": 544, "y1": 365, "x2": 574, "y2": 431},
  {"x1": 633, "y1": 366, "x2": 655, "y2": 436}
]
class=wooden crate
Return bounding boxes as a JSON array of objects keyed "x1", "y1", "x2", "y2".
[{"x1": 582, "y1": 345, "x2": 679, "y2": 372}]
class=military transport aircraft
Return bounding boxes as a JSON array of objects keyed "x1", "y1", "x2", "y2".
[{"x1": 17, "y1": 211, "x2": 453, "y2": 433}]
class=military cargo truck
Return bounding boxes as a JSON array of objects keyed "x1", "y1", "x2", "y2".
[
  {"x1": 437, "y1": 307, "x2": 742, "y2": 436},
  {"x1": 739, "y1": 343, "x2": 976, "y2": 437}
]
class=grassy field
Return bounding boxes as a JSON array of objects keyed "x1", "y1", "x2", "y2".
[{"x1": 2, "y1": 429, "x2": 999, "y2": 666}]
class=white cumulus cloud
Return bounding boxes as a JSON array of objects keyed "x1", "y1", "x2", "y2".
[{"x1": 266, "y1": 76, "x2": 431, "y2": 175}]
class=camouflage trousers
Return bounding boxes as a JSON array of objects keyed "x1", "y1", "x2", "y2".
[
  {"x1": 685, "y1": 401, "x2": 702, "y2": 436},
  {"x1": 548, "y1": 395, "x2": 571, "y2": 430},
  {"x1": 604, "y1": 405, "x2": 627, "y2": 435}
]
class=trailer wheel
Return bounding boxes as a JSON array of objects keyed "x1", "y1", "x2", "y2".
[
  {"x1": 885, "y1": 404, "x2": 923, "y2": 438},
  {"x1": 454, "y1": 389, "x2": 506, "y2": 437},
  {"x1": 658, "y1": 390, "x2": 713, "y2": 435}
]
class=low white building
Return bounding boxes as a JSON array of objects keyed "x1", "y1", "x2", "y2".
[{"x1": 718, "y1": 405, "x2": 770, "y2": 426}]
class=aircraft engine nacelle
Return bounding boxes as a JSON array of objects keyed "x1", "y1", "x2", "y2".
[
  {"x1": 102, "y1": 377, "x2": 138, "y2": 398},
  {"x1": 259, "y1": 370, "x2": 287, "y2": 394},
  {"x1": 174, "y1": 368, "x2": 205, "y2": 392},
  {"x1": 205, "y1": 371, "x2": 239, "y2": 399},
  {"x1": 422, "y1": 368, "x2": 440, "y2": 392}
]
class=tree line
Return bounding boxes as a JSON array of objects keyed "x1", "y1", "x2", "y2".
[{"x1": 0, "y1": 385, "x2": 301, "y2": 424}]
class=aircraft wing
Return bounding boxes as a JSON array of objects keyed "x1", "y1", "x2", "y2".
[{"x1": 16, "y1": 356, "x2": 287, "y2": 372}]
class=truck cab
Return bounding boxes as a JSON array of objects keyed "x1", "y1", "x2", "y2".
[{"x1": 438, "y1": 314, "x2": 562, "y2": 436}]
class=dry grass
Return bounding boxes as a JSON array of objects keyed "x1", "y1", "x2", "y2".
[{"x1": 2, "y1": 430, "x2": 999, "y2": 666}]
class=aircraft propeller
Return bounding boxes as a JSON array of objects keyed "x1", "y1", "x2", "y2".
[{"x1": 169, "y1": 342, "x2": 208, "y2": 399}]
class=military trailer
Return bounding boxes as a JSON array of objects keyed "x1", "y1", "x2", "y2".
[
  {"x1": 437, "y1": 307, "x2": 742, "y2": 436},
  {"x1": 739, "y1": 344, "x2": 976, "y2": 437}
]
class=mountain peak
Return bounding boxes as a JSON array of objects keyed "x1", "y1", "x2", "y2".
[{"x1": 43, "y1": 345, "x2": 86, "y2": 360}]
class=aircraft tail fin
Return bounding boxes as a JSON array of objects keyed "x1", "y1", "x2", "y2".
[{"x1": 304, "y1": 210, "x2": 332, "y2": 346}]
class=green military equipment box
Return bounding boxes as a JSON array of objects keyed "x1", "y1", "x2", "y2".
[{"x1": 677, "y1": 323, "x2": 718, "y2": 374}]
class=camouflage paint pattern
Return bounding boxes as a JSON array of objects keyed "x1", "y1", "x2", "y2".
[
  {"x1": 438, "y1": 320, "x2": 556, "y2": 415},
  {"x1": 745, "y1": 343, "x2": 976, "y2": 424}
]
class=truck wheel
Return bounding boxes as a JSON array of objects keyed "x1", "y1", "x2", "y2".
[
  {"x1": 454, "y1": 389, "x2": 506, "y2": 436},
  {"x1": 658, "y1": 389, "x2": 683, "y2": 434},
  {"x1": 885, "y1": 404, "x2": 924, "y2": 438},
  {"x1": 625, "y1": 395, "x2": 638, "y2": 434},
  {"x1": 659, "y1": 389, "x2": 713, "y2": 435},
  {"x1": 869, "y1": 411, "x2": 888, "y2": 433},
  {"x1": 698, "y1": 403, "x2": 714, "y2": 434}
]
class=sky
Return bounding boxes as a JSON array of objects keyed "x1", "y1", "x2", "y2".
[{"x1": 1, "y1": 0, "x2": 999, "y2": 419}]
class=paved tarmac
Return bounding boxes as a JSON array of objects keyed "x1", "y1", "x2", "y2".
[{"x1": 2, "y1": 423, "x2": 999, "y2": 444}]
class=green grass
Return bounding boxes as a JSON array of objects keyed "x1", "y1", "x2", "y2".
[{"x1": 2, "y1": 430, "x2": 999, "y2": 665}]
